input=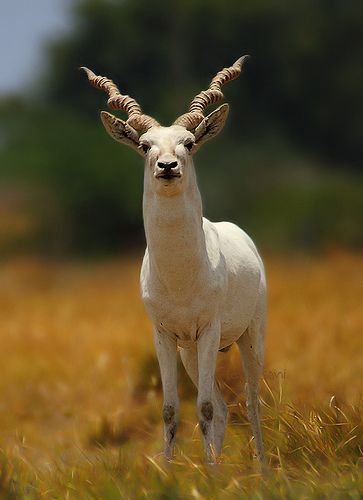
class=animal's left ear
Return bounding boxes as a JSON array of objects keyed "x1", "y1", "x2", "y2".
[
  {"x1": 193, "y1": 104, "x2": 229, "y2": 151},
  {"x1": 100, "y1": 111, "x2": 143, "y2": 156}
]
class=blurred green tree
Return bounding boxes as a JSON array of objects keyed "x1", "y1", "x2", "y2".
[
  {"x1": 0, "y1": 0, "x2": 362, "y2": 254},
  {"x1": 45, "y1": 0, "x2": 363, "y2": 166}
]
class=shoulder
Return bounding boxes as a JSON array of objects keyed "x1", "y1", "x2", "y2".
[
  {"x1": 213, "y1": 221, "x2": 258, "y2": 250},
  {"x1": 211, "y1": 220, "x2": 264, "y2": 273}
]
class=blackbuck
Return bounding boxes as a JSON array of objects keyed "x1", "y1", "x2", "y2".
[{"x1": 82, "y1": 56, "x2": 267, "y2": 467}]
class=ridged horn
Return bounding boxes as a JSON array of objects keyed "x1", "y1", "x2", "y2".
[
  {"x1": 174, "y1": 55, "x2": 249, "y2": 130},
  {"x1": 80, "y1": 66, "x2": 159, "y2": 133}
]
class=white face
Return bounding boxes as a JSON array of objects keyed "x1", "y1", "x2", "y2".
[
  {"x1": 139, "y1": 125, "x2": 196, "y2": 196},
  {"x1": 100, "y1": 104, "x2": 229, "y2": 196}
]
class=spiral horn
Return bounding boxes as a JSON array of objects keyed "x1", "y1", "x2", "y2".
[{"x1": 174, "y1": 55, "x2": 249, "y2": 130}]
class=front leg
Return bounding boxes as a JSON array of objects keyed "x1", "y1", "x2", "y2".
[
  {"x1": 153, "y1": 328, "x2": 179, "y2": 461},
  {"x1": 197, "y1": 321, "x2": 221, "y2": 464}
]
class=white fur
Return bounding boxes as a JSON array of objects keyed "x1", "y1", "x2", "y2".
[{"x1": 136, "y1": 123, "x2": 267, "y2": 465}]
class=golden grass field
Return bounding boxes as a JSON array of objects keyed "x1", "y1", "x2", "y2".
[{"x1": 0, "y1": 251, "x2": 362, "y2": 498}]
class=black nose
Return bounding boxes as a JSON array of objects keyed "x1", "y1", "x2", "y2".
[{"x1": 157, "y1": 161, "x2": 178, "y2": 170}]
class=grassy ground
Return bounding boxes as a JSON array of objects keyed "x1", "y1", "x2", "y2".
[{"x1": 0, "y1": 251, "x2": 362, "y2": 498}]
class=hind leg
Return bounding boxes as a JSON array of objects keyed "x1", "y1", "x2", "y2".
[
  {"x1": 179, "y1": 346, "x2": 228, "y2": 457},
  {"x1": 237, "y1": 296, "x2": 267, "y2": 467}
]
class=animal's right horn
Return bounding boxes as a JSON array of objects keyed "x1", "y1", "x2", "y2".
[{"x1": 80, "y1": 67, "x2": 159, "y2": 133}]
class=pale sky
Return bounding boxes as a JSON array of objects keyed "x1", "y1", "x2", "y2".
[{"x1": 0, "y1": 0, "x2": 72, "y2": 95}]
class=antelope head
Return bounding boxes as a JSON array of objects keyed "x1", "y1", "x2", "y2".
[{"x1": 81, "y1": 56, "x2": 248, "y2": 195}]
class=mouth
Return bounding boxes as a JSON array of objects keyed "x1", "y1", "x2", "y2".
[{"x1": 156, "y1": 172, "x2": 181, "y2": 180}]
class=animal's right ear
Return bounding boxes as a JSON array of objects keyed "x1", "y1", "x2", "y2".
[{"x1": 100, "y1": 111, "x2": 143, "y2": 156}]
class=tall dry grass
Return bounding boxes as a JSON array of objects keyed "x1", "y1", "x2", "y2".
[{"x1": 0, "y1": 251, "x2": 362, "y2": 498}]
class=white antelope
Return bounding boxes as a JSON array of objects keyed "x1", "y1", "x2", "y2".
[{"x1": 82, "y1": 56, "x2": 266, "y2": 467}]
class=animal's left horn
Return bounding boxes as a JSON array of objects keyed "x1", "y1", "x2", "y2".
[
  {"x1": 80, "y1": 66, "x2": 159, "y2": 132},
  {"x1": 174, "y1": 55, "x2": 249, "y2": 130}
]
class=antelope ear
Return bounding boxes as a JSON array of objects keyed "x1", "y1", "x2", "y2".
[
  {"x1": 193, "y1": 104, "x2": 229, "y2": 151},
  {"x1": 100, "y1": 111, "x2": 143, "y2": 156}
]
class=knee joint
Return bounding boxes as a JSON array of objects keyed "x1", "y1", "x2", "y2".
[
  {"x1": 200, "y1": 401, "x2": 214, "y2": 421},
  {"x1": 163, "y1": 404, "x2": 175, "y2": 425}
]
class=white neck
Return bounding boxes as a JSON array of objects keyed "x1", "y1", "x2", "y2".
[{"x1": 142, "y1": 164, "x2": 207, "y2": 293}]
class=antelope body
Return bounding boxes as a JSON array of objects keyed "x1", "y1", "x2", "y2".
[{"x1": 82, "y1": 57, "x2": 266, "y2": 467}]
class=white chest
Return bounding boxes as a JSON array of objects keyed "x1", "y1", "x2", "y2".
[{"x1": 140, "y1": 264, "x2": 224, "y2": 343}]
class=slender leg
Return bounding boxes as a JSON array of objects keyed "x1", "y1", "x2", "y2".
[
  {"x1": 153, "y1": 328, "x2": 178, "y2": 461},
  {"x1": 180, "y1": 346, "x2": 228, "y2": 457},
  {"x1": 196, "y1": 323, "x2": 221, "y2": 463},
  {"x1": 237, "y1": 315, "x2": 266, "y2": 468},
  {"x1": 212, "y1": 380, "x2": 228, "y2": 455}
]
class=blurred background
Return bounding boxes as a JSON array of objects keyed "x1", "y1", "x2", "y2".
[
  {"x1": 1, "y1": 2, "x2": 363, "y2": 495},
  {"x1": 1, "y1": 0, "x2": 362, "y2": 256}
]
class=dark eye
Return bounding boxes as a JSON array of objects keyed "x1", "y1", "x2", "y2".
[
  {"x1": 185, "y1": 141, "x2": 194, "y2": 152},
  {"x1": 140, "y1": 143, "x2": 150, "y2": 154}
]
